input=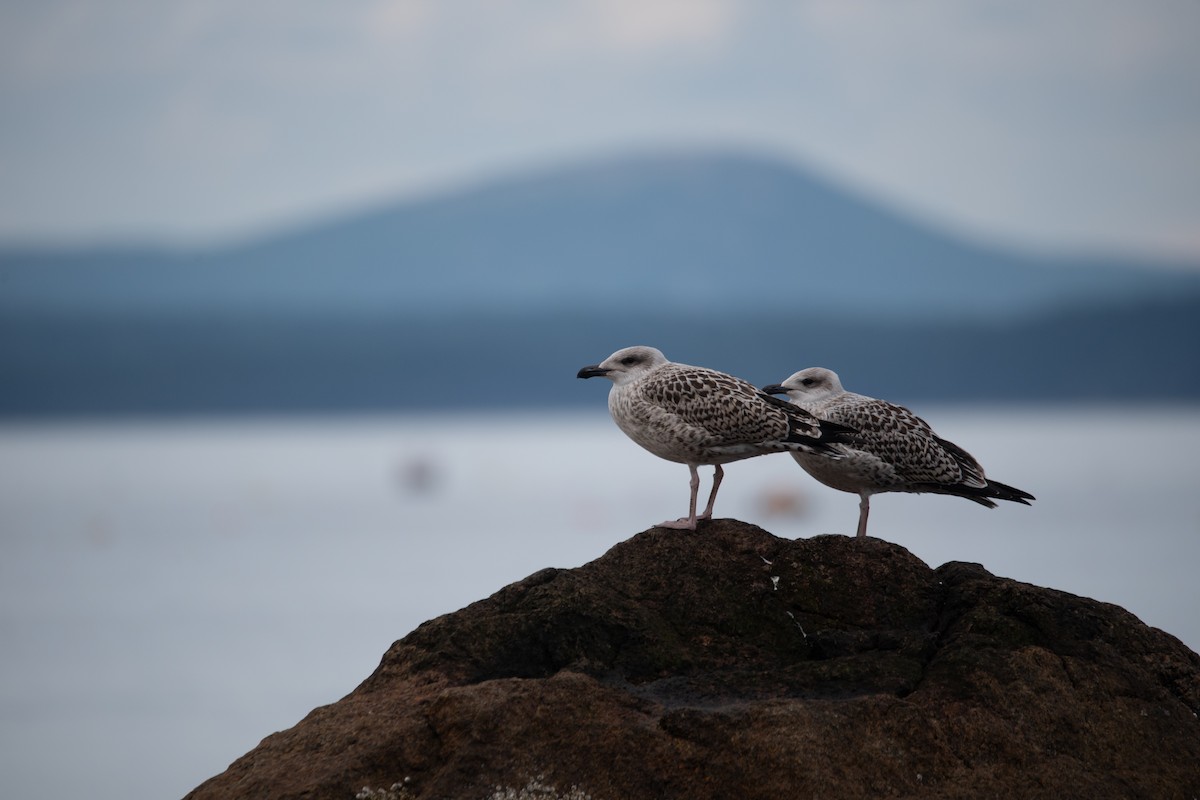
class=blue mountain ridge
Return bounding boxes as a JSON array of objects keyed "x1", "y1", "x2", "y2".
[
  {"x1": 3, "y1": 150, "x2": 1198, "y2": 319},
  {"x1": 2, "y1": 150, "x2": 1199, "y2": 415}
]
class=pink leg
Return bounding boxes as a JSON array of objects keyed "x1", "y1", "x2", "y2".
[
  {"x1": 856, "y1": 493, "x2": 870, "y2": 538},
  {"x1": 657, "y1": 464, "x2": 700, "y2": 530},
  {"x1": 698, "y1": 464, "x2": 724, "y2": 520}
]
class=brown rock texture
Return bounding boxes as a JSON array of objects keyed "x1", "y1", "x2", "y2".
[{"x1": 186, "y1": 520, "x2": 1200, "y2": 799}]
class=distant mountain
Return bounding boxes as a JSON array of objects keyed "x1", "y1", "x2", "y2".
[
  {"x1": 3, "y1": 150, "x2": 1199, "y2": 416},
  {"x1": 3, "y1": 151, "x2": 1199, "y2": 319}
]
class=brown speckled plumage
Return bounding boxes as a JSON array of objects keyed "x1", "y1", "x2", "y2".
[
  {"x1": 578, "y1": 347, "x2": 852, "y2": 531},
  {"x1": 763, "y1": 367, "x2": 1034, "y2": 539}
]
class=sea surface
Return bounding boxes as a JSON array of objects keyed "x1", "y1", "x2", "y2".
[{"x1": 2, "y1": 408, "x2": 1198, "y2": 800}]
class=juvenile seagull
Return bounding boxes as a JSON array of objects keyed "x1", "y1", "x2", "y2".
[
  {"x1": 762, "y1": 367, "x2": 1034, "y2": 539},
  {"x1": 577, "y1": 346, "x2": 854, "y2": 531}
]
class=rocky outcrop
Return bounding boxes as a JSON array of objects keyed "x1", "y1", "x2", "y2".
[{"x1": 186, "y1": 520, "x2": 1200, "y2": 799}]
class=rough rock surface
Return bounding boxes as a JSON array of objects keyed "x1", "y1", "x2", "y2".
[{"x1": 186, "y1": 520, "x2": 1200, "y2": 799}]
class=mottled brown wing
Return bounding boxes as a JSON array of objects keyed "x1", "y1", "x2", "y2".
[
  {"x1": 825, "y1": 397, "x2": 976, "y2": 486},
  {"x1": 639, "y1": 364, "x2": 790, "y2": 446}
]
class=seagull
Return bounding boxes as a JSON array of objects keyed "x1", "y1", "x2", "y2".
[
  {"x1": 577, "y1": 346, "x2": 854, "y2": 531},
  {"x1": 762, "y1": 367, "x2": 1034, "y2": 538}
]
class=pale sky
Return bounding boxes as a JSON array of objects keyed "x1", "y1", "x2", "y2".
[{"x1": 1, "y1": 1, "x2": 1198, "y2": 260}]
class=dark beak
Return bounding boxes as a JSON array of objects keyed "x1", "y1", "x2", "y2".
[
  {"x1": 760, "y1": 383, "x2": 787, "y2": 395},
  {"x1": 577, "y1": 365, "x2": 611, "y2": 379}
]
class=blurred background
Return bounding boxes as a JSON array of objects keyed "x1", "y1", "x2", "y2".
[{"x1": 1, "y1": 3, "x2": 1199, "y2": 799}]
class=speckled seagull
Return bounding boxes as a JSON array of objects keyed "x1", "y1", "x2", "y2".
[
  {"x1": 577, "y1": 346, "x2": 855, "y2": 531},
  {"x1": 762, "y1": 367, "x2": 1034, "y2": 538}
]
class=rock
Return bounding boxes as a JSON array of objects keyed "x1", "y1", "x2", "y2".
[{"x1": 185, "y1": 520, "x2": 1200, "y2": 799}]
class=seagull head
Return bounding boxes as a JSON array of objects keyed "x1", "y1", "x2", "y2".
[
  {"x1": 577, "y1": 346, "x2": 668, "y2": 386},
  {"x1": 762, "y1": 367, "x2": 844, "y2": 402}
]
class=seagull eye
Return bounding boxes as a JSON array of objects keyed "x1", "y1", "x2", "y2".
[
  {"x1": 800, "y1": 377, "x2": 816, "y2": 387},
  {"x1": 620, "y1": 356, "x2": 640, "y2": 366}
]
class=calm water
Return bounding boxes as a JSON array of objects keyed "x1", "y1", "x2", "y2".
[{"x1": 2, "y1": 408, "x2": 1198, "y2": 800}]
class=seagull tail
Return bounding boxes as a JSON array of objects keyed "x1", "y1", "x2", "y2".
[
  {"x1": 911, "y1": 478, "x2": 1036, "y2": 507},
  {"x1": 797, "y1": 420, "x2": 859, "y2": 456},
  {"x1": 982, "y1": 479, "x2": 1036, "y2": 505},
  {"x1": 754, "y1": 391, "x2": 857, "y2": 455}
]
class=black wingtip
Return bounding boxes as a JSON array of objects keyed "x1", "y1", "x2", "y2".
[
  {"x1": 820, "y1": 418, "x2": 859, "y2": 439},
  {"x1": 758, "y1": 392, "x2": 858, "y2": 437},
  {"x1": 986, "y1": 479, "x2": 1036, "y2": 505},
  {"x1": 912, "y1": 479, "x2": 1035, "y2": 506}
]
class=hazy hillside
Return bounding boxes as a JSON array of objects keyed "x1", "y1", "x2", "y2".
[
  {"x1": 2, "y1": 150, "x2": 1199, "y2": 416},
  {"x1": 3, "y1": 151, "x2": 1199, "y2": 319}
]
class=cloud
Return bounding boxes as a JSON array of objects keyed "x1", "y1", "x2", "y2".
[
  {"x1": 362, "y1": 0, "x2": 435, "y2": 44},
  {"x1": 551, "y1": 0, "x2": 735, "y2": 53},
  {"x1": 0, "y1": 0, "x2": 1197, "y2": 256}
]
